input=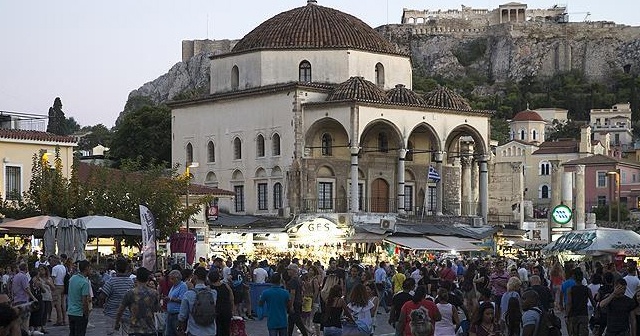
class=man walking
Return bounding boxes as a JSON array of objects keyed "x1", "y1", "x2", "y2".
[
  {"x1": 165, "y1": 270, "x2": 188, "y2": 336},
  {"x1": 521, "y1": 290, "x2": 541, "y2": 336},
  {"x1": 67, "y1": 260, "x2": 92, "y2": 336},
  {"x1": 259, "y1": 273, "x2": 291, "y2": 336},
  {"x1": 529, "y1": 275, "x2": 554, "y2": 311},
  {"x1": 114, "y1": 267, "x2": 159, "y2": 336},
  {"x1": 11, "y1": 262, "x2": 37, "y2": 331},
  {"x1": 50, "y1": 255, "x2": 66, "y2": 326},
  {"x1": 99, "y1": 258, "x2": 134, "y2": 335},
  {"x1": 566, "y1": 269, "x2": 595, "y2": 336},
  {"x1": 177, "y1": 267, "x2": 217, "y2": 336},
  {"x1": 374, "y1": 261, "x2": 390, "y2": 313},
  {"x1": 599, "y1": 278, "x2": 637, "y2": 336},
  {"x1": 286, "y1": 264, "x2": 308, "y2": 336}
]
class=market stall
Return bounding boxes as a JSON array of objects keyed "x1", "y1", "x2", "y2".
[{"x1": 542, "y1": 228, "x2": 640, "y2": 263}]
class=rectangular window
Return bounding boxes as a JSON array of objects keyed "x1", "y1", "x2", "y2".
[
  {"x1": 634, "y1": 174, "x2": 637, "y2": 183},
  {"x1": 318, "y1": 182, "x2": 333, "y2": 210},
  {"x1": 404, "y1": 185, "x2": 414, "y2": 211},
  {"x1": 597, "y1": 172, "x2": 607, "y2": 188},
  {"x1": 427, "y1": 186, "x2": 437, "y2": 211},
  {"x1": 273, "y1": 183, "x2": 282, "y2": 209},
  {"x1": 5, "y1": 166, "x2": 21, "y2": 200},
  {"x1": 234, "y1": 185, "x2": 244, "y2": 212},
  {"x1": 622, "y1": 171, "x2": 627, "y2": 184},
  {"x1": 597, "y1": 195, "x2": 607, "y2": 206},
  {"x1": 257, "y1": 183, "x2": 268, "y2": 210}
]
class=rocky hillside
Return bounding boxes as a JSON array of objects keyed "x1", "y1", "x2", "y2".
[{"x1": 121, "y1": 22, "x2": 640, "y2": 120}]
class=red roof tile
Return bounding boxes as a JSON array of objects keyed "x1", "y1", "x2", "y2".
[
  {"x1": 512, "y1": 110, "x2": 544, "y2": 122},
  {"x1": 0, "y1": 129, "x2": 77, "y2": 143}
]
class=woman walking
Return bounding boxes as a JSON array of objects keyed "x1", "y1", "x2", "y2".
[
  {"x1": 469, "y1": 302, "x2": 501, "y2": 336},
  {"x1": 38, "y1": 266, "x2": 54, "y2": 334},
  {"x1": 435, "y1": 288, "x2": 459, "y2": 336},
  {"x1": 344, "y1": 284, "x2": 375, "y2": 336},
  {"x1": 322, "y1": 285, "x2": 354, "y2": 336}
]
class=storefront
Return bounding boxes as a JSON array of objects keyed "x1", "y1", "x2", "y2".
[{"x1": 542, "y1": 228, "x2": 640, "y2": 264}]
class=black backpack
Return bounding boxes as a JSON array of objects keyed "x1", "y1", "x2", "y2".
[
  {"x1": 532, "y1": 307, "x2": 562, "y2": 336},
  {"x1": 191, "y1": 288, "x2": 217, "y2": 326}
]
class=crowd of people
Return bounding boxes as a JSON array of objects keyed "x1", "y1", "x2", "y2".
[{"x1": 2, "y1": 253, "x2": 640, "y2": 336}]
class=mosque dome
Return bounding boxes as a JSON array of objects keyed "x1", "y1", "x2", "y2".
[
  {"x1": 423, "y1": 86, "x2": 472, "y2": 110},
  {"x1": 512, "y1": 109, "x2": 544, "y2": 122},
  {"x1": 327, "y1": 77, "x2": 389, "y2": 102},
  {"x1": 386, "y1": 84, "x2": 426, "y2": 105},
  {"x1": 231, "y1": 0, "x2": 399, "y2": 55}
]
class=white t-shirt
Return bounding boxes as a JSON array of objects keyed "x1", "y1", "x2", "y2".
[
  {"x1": 623, "y1": 274, "x2": 640, "y2": 298},
  {"x1": 410, "y1": 269, "x2": 422, "y2": 284},
  {"x1": 222, "y1": 266, "x2": 232, "y2": 284},
  {"x1": 347, "y1": 300, "x2": 375, "y2": 328},
  {"x1": 253, "y1": 267, "x2": 268, "y2": 284},
  {"x1": 51, "y1": 264, "x2": 66, "y2": 286}
]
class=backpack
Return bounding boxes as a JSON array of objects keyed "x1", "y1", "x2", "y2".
[
  {"x1": 532, "y1": 307, "x2": 562, "y2": 336},
  {"x1": 191, "y1": 288, "x2": 217, "y2": 326},
  {"x1": 409, "y1": 306, "x2": 433, "y2": 336}
]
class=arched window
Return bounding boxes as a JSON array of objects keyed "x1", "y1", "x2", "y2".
[
  {"x1": 272, "y1": 133, "x2": 281, "y2": 156},
  {"x1": 231, "y1": 65, "x2": 239, "y2": 90},
  {"x1": 406, "y1": 141, "x2": 414, "y2": 161},
  {"x1": 520, "y1": 128, "x2": 526, "y2": 140},
  {"x1": 539, "y1": 185, "x2": 550, "y2": 199},
  {"x1": 532, "y1": 129, "x2": 538, "y2": 141},
  {"x1": 207, "y1": 141, "x2": 215, "y2": 162},
  {"x1": 539, "y1": 161, "x2": 550, "y2": 175},
  {"x1": 378, "y1": 132, "x2": 388, "y2": 152},
  {"x1": 233, "y1": 137, "x2": 242, "y2": 160},
  {"x1": 321, "y1": 133, "x2": 332, "y2": 156},
  {"x1": 299, "y1": 61, "x2": 312, "y2": 82},
  {"x1": 185, "y1": 143, "x2": 193, "y2": 165},
  {"x1": 256, "y1": 134, "x2": 265, "y2": 157},
  {"x1": 273, "y1": 182, "x2": 283, "y2": 209},
  {"x1": 375, "y1": 63, "x2": 385, "y2": 87}
]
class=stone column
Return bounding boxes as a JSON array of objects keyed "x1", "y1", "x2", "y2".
[
  {"x1": 471, "y1": 159, "x2": 479, "y2": 211},
  {"x1": 575, "y1": 165, "x2": 586, "y2": 230},
  {"x1": 435, "y1": 151, "x2": 444, "y2": 216},
  {"x1": 562, "y1": 171, "x2": 573, "y2": 207},
  {"x1": 549, "y1": 160, "x2": 562, "y2": 241},
  {"x1": 397, "y1": 149, "x2": 407, "y2": 214},
  {"x1": 479, "y1": 156, "x2": 489, "y2": 224},
  {"x1": 350, "y1": 146, "x2": 360, "y2": 213},
  {"x1": 461, "y1": 156, "x2": 473, "y2": 216}
]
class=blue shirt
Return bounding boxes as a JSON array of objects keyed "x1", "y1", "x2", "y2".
[
  {"x1": 178, "y1": 284, "x2": 217, "y2": 336},
  {"x1": 67, "y1": 274, "x2": 90, "y2": 317},
  {"x1": 561, "y1": 279, "x2": 576, "y2": 305},
  {"x1": 259, "y1": 285, "x2": 290, "y2": 330},
  {"x1": 168, "y1": 281, "x2": 188, "y2": 313}
]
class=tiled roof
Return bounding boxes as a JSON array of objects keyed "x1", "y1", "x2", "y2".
[
  {"x1": 386, "y1": 84, "x2": 426, "y2": 105},
  {"x1": 0, "y1": 129, "x2": 77, "y2": 143},
  {"x1": 231, "y1": 2, "x2": 400, "y2": 55},
  {"x1": 563, "y1": 154, "x2": 621, "y2": 166},
  {"x1": 512, "y1": 110, "x2": 544, "y2": 122},
  {"x1": 532, "y1": 140, "x2": 579, "y2": 155},
  {"x1": 327, "y1": 76, "x2": 389, "y2": 102},
  {"x1": 423, "y1": 86, "x2": 472, "y2": 110}
]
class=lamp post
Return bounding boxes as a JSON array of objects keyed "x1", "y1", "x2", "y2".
[
  {"x1": 607, "y1": 168, "x2": 621, "y2": 228},
  {"x1": 185, "y1": 162, "x2": 199, "y2": 230}
]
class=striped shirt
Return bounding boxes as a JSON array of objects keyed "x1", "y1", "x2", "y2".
[{"x1": 101, "y1": 275, "x2": 134, "y2": 319}]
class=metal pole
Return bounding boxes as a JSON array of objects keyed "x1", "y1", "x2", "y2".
[
  {"x1": 617, "y1": 170, "x2": 621, "y2": 229},
  {"x1": 608, "y1": 174, "x2": 612, "y2": 227},
  {"x1": 186, "y1": 184, "x2": 190, "y2": 231}
]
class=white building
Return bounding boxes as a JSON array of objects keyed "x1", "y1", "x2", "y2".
[
  {"x1": 170, "y1": 0, "x2": 492, "y2": 221},
  {"x1": 590, "y1": 103, "x2": 633, "y2": 151}
]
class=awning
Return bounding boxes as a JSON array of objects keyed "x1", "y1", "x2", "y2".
[
  {"x1": 384, "y1": 237, "x2": 449, "y2": 251},
  {"x1": 427, "y1": 236, "x2": 483, "y2": 252},
  {"x1": 348, "y1": 232, "x2": 387, "y2": 243}
]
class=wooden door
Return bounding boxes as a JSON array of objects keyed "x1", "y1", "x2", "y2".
[{"x1": 371, "y1": 178, "x2": 389, "y2": 213}]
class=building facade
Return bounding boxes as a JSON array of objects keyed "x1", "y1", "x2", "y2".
[
  {"x1": 170, "y1": 1, "x2": 492, "y2": 221},
  {"x1": 590, "y1": 103, "x2": 633, "y2": 152}
]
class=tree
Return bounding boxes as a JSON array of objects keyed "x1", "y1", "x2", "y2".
[
  {"x1": 78, "y1": 124, "x2": 113, "y2": 152},
  {"x1": 110, "y1": 103, "x2": 171, "y2": 168},
  {"x1": 46, "y1": 98, "x2": 80, "y2": 136},
  {"x1": 546, "y1": 120, "x2": 583, "y2": 141}
]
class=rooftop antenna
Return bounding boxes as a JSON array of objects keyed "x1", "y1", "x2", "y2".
[{"x1": 207, "y1": 14, "x2": 209, "y2": 39}]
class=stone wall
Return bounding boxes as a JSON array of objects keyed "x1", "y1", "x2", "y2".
[
  {"x1": 488, "y1": 161, "x2": 523, "y2": 223},
  {"x1": 442, "y1": 165, "x2": 461, "y2": 215},
  {"x1": 181, "y1": 39, "x2": 238, "y2": 62}
]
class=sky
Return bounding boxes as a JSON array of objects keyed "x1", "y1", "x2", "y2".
[{"x1": 1, "y1": 1, "x2": 638, "y2": 128}]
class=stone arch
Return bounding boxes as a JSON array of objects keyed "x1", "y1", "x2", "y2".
[
  {"x1": 185, "y1": 142, "x2": 193, "y2": 164},
  {"x1": 407, "y1": 122, "x2": 442, "y2": 164},
  {"x1": 299, "y1": 60, "x2": 312, "y2": 82},
  {"x1": 375, "y1": 62, "x2": 385, "y2": 88},
  {"x1": 207, "y1": 141, "x2": 215, "y2": 162},
  {"x1": 271, "y1": 166, "x2": 283, "y2": 177},
  {"x1": 405, "y1": 169, "x2": 416, "y2": 181},
  {"x1": 231, "y1": 65, "x2": 239, "y2": 90},
  {"x1": 444, "y1": 124, "x2": 488, "y2": 161},
  {"x1": 358, "y1": 168, "x2": 366, "y2": 179},
  {"x1": 205, "y1": 172, "x2": 218, "y2": 186},
  {"x1": 305, "y1": 117, "x2": 349, "y2": 158},
  {"x1": 233, "y1": 137, "x2": 242, "y2": 160},
  {"x1": 231, "y1": 169, "x2": 244, "y2": 181},
  {"x1": 255, "y1": 167, "x2": 267, "y2": 178},
  {"x1": 271, "y1": 133, "x2": 281, "y2": 156},
  {"x1": 359, "y1": 119, "x2": 403, "y2": 153},
  {"x1": 256, "y1": 134, "x2": 265, "y2": 157},
  {"x1": 317, "y1": 165, "x2": 335, "y2": 178}
]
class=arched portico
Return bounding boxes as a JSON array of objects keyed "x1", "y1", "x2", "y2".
[
  {"x1": 403, "y1": 122, "x2": 442, "y2": 215},
  {"x1": 444, "y1": 124, "x2": 490, "y2": 222}
]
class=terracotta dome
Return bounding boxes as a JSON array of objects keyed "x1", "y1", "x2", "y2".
[
  {"x1": 231, "y1": 1, "x2": 399, "y2": 55},
  {"x1": 423, "y1": 86, "x2": 472, "y2": 110},
  {"x1": 386, "y1": 84, "x2": 426, "y2": 105},
  {"x1": 327, "y1": 77, "x2": 389, "y2": 102},
  {"x1": 512, "y1": 110, "x2": 544, "y2": 122}
]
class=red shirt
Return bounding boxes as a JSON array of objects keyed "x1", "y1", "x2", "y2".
[
  {"x1": 400, "y1": 299, "x2": 439, "y2": 336},
  {"x1": 158, "y1": 277, "x2": 171, "y2": 310},
  {"x1": 441, "y1": 267, "x2": 456, "y2": 282}
]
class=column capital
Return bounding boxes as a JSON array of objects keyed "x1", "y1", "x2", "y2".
[
  {"x1": 350, "y1": 146, "x2": 361, "y2": 155},
  {"x1": 576, "y1": 164, "x2": 585, "y2": 174},
  {"x1": 434, "y1": 151, "x2": 445, "y2": 163},
  {"x1": 550, "y1": 160, "x2": 561, "y2": 173},
  {"x1": 461, "y1": 156, "x2": 473, "y2": 167},
  {"x1": 477, "y1": 154, "x2": 491, "y2": 163},
  {"x1": 398, "y1": 148, "x2": 407, "y2": 158}
]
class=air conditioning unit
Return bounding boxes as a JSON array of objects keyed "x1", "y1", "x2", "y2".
[
  {"x1": 380, "y1": 218, "x2": 396, "y2": 232},
  {"x1": 470, "y1": 217, "x2": 484, "y2": 228}
]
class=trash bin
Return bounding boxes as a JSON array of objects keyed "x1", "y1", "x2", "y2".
[{"x1": 249, "y1": 282, "x2": 272, "y2": 317}]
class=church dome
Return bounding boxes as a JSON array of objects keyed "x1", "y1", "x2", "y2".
[
  {"x1": 386, "y1": 84, "x2": 426, "y2": 105},
  {"x1": 512, "y1": 110, "x2": 544, "y2": 122},
  {"x1": 423, "y1": 86, "x2": 472, "y2": 110},
  {"x1": 231, "y1": 1, "x2": 399, "y2": 55},
  {"x1": 327, "y1": 77, "x2": 389, "y2": 102}
]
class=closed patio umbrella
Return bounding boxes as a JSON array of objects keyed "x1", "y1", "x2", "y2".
[
  {"x1": 56, "y1": 219, "x2": 75, "y2": 259},
  {"x1": 43, "y1": 220, "x2": 58, "y2": 257},
  {"x1": 72, "y1": 219, "x2": 88, "y2": 261}
]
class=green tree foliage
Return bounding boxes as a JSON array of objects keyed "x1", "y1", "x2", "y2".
[
  {"x1": 0, "y1": 246, "x2": 18, "y2": 267},
  {"x1": 592, "y1": 202, "x2": 629, "y2": 222},
  {"x1": 78, "y1": 124, "x2": 113, "y2": 152},
  {"x1": 452, "y1": 38, "x2": 488, "y2": 67},
  {"x1": 546, "y1": 120, "x2": 583, "y2": 141},
  {"x1": 46, "y1": 97, "x2": 80, "y2": 136},
  {"x1": 110, "y1": 103, "x2": 171, "y2": 168},
  {"x1": 490, "y1": 118, "x2": 510, "y2": 145}
]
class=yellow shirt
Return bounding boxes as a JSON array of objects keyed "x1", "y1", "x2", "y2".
[{"x1": 391, "y1": 272, "x2": 406, "y2": 293}]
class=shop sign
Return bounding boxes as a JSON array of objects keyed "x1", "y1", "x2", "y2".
[
  {"x1": 207, "y1": 202, "x2": 219, "y2": 221},
  {"x1": 288, "y1": 217, "x2": 348, "y2": 237},
  {"x1": 548, "y1": 231, "x2": 596, "y2": 252},
  {"x1": 551, "y1": 204, "x2": 572, "y2": 225}
]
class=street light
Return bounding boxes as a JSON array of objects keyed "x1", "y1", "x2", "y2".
[
  {"x1": 607, "y1": 169, "x2": 621, "y2": 228},
  {"x1": 185, "y1": 162, "x2": 199, "y2": 230}
]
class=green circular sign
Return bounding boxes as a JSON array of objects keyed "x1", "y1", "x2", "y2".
[{"x1": 552, "y1": 204, "x2": 573, "y2": 225}]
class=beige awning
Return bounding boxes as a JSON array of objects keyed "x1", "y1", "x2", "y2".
[
  {"x1": 348, "y1": 232, "x2": 387, "y2": 243},
  {"x1": 384, "y1": 237, "x2": 449, "y2": 251},
  {"x1": 427, "y1": 236, "x2": 484, "y2": 252}
]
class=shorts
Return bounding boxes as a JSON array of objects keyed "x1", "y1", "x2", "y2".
[{"x1": 53, "y1": 286, "x2": 64, "y2": 305}]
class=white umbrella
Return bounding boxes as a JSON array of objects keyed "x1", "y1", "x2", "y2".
[
  {"x1": 76, "y1": 216, "x2": 142, "y2": 237},
  {"x1": 0, "y1": 215, "x2": 62, "y2": 237},
  {"x1": 542, "y1": 228, "x2": 640, "y2": 255},
  {"x1": 72, "y1": 219, "x2": 88, "y2": 261},
  {"x1": 56, "y1": 219, "x2": 75, "y2": 259}
]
